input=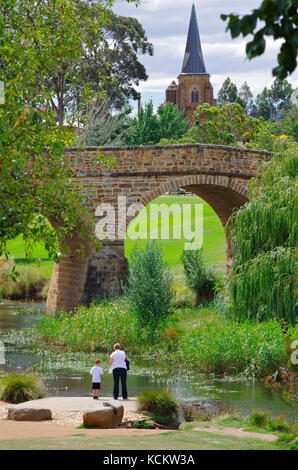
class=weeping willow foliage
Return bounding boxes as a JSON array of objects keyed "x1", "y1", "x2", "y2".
[{"x1": 229, "y1": 141, "x2": 297, "y2": 324}]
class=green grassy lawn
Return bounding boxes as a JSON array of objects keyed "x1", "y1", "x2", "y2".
[
  {"x1": 125, "y1": 196, "x2": 226, "y2": 270},
  {"x1": 5, "y1": 234, "x2": 54, "y2": 277},
  {"x1": 0, "y1": 428, "x2": 282, "y2": 450},
  {"x1": 4, "y1": 196, "x2": 226, "y2": 281}
]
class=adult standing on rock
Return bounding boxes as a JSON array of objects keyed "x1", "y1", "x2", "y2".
[{"x1": 109, "y1": 343, "x2": 128, "y2": 400}]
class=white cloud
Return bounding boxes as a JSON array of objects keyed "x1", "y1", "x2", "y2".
[{"x1": 113, "y1": 0, "x2": 298, "y2": 104}]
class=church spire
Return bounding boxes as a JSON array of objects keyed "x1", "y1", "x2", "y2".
[{"x1": 181, "y1": 3, "x2": 207, "y2": 75}]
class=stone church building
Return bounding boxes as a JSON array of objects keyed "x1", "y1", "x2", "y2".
[{"x1": 165, "y1": 4, "x2": 216, "y2": 123}]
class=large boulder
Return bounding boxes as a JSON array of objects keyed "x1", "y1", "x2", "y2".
[
  {"x1": 8, "y1": 407, "x2": 52, "y2": 421},
  {"x1": 83, "y1": 405, "x2": 124, "y2": 428},
  {"x1": 112, "y1": 405, "x2": 124, "y2": 427}
]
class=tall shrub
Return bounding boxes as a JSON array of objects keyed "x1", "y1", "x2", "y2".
[
  {"x1": 124, "y1": 240, "x2": 173, "y2": 337},
  {"x1": 229, "y1": 141, "x2": 297, "y2": 324},
  {"x1": 181, "y1": 247, "x2": 219, "y2": 306}
]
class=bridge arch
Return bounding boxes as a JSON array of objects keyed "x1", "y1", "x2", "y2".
[
  {"x1": 127, "y1": 174, "x2": 249, "y2": 270},
  {"x1": 139, "y1": 174, "x2": 248, "y2": 222}
]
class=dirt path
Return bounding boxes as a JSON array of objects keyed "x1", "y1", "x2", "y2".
[
  {"x1": 193, "y1": 426, "x2": 278, "y2": 442},
  {"x1": 0, "y1": 420, "x2": 168, "y2": 440}
]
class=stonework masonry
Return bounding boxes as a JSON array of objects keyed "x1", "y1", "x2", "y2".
[{"x1": 46, "y1": 143, "x2": 271, "y2": 314}]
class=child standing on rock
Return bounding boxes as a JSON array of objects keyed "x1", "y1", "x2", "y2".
[{"x1": 90, "y1": 359, "x2": 104, "y2": 400}]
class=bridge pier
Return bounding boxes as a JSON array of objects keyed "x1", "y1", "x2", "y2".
[
  {"x1": 46, "y1": 242, "x2": 128, "y2": 314},
  {"x1": 80, "y1": 243, "x2": 128, "y2": 306},
  {"x1": 46, "y1": 254, "x2": 89, "y2": 314}
]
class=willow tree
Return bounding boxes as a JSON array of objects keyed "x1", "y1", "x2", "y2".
[{"x1": 229, "y1": 140, "x2": 297, "y2": 324}]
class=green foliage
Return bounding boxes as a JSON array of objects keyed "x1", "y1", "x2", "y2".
[
  {"x1": 189, "y1": 103, "x2": 261, "y2": 145},
  {"x1": 217, "y1": 77, "x2": 239, "y2": 107},
  {"x1": 229, "y1": 142, "x2": 297, "y2": 324},
  {"x1": 157, "y1": 103, "x2": 189, "y2": 140},
  {"x1": 0, "y1": 372, "x2": 44, "y2": 404},
  {"x1": 180, "y1": 404, "x2": 211, "y2": 422},
  {"x1": 0, "y1": 0, "x2": 125, "y2": 262},
  {"x1": 37, "y1": 298, "x2": 140, "y2": 353},
  {"x1": 178, "y1": 314, "x2": 295, "y2": 376},
  {"x1": 129, "y1": 101, "x2": 189, "y2": 146},
  {"x1": 268, "y1": 415, "x2": 292, "y2": 433},
  {"x1": 132, "y1": 420, "x2": 155, "y2": 429},
  {"x1": 221, "y1": 1, "x2": 297, "y2": 79},
  {"x1": 248, "y1": 410, "x2": 270, "y2": 427},
  {"x1": 33, "y1": 299, "x2": 296, "y2": 377},
  {"x1": 249, "y1": 107, "x2": 298, "y2": 151},
  {"x1": 238, "y1": 81, "x2": 253, "y2": 113},
  {"x1": 124, "y1": 240, "x2": 174, "y2": 337},
  {"x1": 0, "y1": 260, "x2": 49, "y2": 300},
  {"x1": 158, "y1": 136, "x2": 197, "y2": 145},
  {"x1": 250, "y1": 79, "x2": 293, "y2": 120},
  {"x1": 127, "y1": 101, "x2": 160, "y2": 145},
  {"x1": 230, "y1": 247, "x2": 296, "y2": 323},
  {"x1": 137, "y1": 390, "x2": 179, "y2": 424},
  {"x1": 80, "y1": 102, "x2": 134, "y2": 147},
  {"x1": 16, "y1": 307, "x2": 45, "y2": 316},
  {"x1": 77, "y1": 6, "x2": 153, "y2": 112},
  {"x1": 181, "y1": 247, "x2": 219, "y2": 306},
  {"x1": 248, "y1": 411, "x2": 296, "y2": 438}
]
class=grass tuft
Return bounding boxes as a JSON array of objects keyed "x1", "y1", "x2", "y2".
[
  {"x1": 137, "y1": 390, "x2": 179, "y2": 425},
  {"x1": 0, "y1": 372, "x2": 45, "y2": 403}
]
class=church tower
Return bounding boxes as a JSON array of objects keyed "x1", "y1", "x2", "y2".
[{"x1": 165, "y1": 3, "x2": 216, "y2": 124}]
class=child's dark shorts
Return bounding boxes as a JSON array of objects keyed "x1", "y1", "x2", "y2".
[{"x1": 92, "y1": 382, "x2": 101, "y2": 390}]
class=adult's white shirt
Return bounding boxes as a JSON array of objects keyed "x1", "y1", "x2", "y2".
[{"x1": 110, "y1": 350, "x2": 127, "y2": 370}]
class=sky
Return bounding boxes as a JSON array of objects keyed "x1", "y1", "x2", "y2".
[{"x1": 113, "y1": 0, "x2": 298, "y2": 109}]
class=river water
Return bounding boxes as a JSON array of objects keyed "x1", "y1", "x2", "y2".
[{"x1": 0, "y1": 300, "x2": 294, "y2": 419}]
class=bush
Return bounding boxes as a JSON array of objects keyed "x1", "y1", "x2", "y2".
[
  {"x1": 137, "y1": 390, "x2": 179, "y2": 424},
  {"x1": 124, "y1": 240, "x2": 173, "y2": 338},
  {"x1": 268, "y1": 415, "x2": 292, "y2": 433},
  {"x1": 181, "y1": 247, "x2": 219, "y2": 306},
  {"x1": 180, "y1": 404, "x2": 211, "y2": 422},
  {"x1": 0, "y1": 372, "x2": 44, "y2": 403},
  {"x1": 248, "y1": 410, "x2": 270, "y2": 427}
]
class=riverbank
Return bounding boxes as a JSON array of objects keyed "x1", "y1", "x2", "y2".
[
  {"x1": 32, "y1": 298, "x2": 297, "y2": 379},
  {"x1": 0, "y1": 401, "x2": 295, "y2": 450}
]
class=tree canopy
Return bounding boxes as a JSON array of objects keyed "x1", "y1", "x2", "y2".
[
  {"x1": 189, "y1": 103, "x2": 261, "y2": 146},
  {"x1": 250, "y1": 78, "x2": 293, "y2": 120},
  {"x1": 217, "y1": 78, "x2": 239, "y2": 107},
  {"x1": 0, "y1": 0, "x2": 138, "y2": 261},
  {"x1": 39, "y1": 2, "x2": 153, "y2": 125}
]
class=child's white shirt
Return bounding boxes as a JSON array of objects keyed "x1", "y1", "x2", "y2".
[{"x1": 90, "y1": 366, "x2": 103, "y2": 383}]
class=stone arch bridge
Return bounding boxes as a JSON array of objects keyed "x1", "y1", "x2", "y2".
[{"x1": 46, "y1": 144, "x2": 270, "y2": 313}]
